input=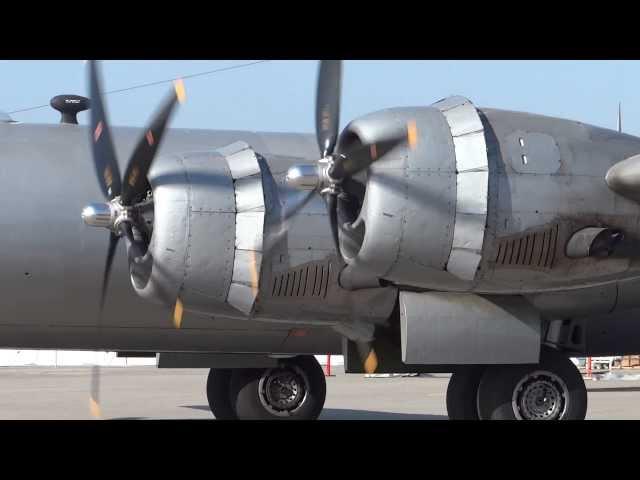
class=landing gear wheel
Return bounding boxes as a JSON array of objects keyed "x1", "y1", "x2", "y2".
[
  {"x1": 477, "y1": 347, "x2": 587, "y2": 420},
  {"x1": 446, "y1": 367, "x2": 484, "y2": 420},
  {"x1": 206, "y1": 369, "x2": 237, "y2": 420},
  {"x1": 229, "y1": 356, "x2": 326, "y2": 420}
]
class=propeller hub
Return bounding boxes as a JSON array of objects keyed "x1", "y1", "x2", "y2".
[
  {"x1": 81, "y1": 202, "x2": 115, "y2": 229},
  {"x1": 285, "y1": 164, "x2": 326, "y2": 191},
  {"x1": 82, "y1": 199, "x2": 135, "y2": 234}
]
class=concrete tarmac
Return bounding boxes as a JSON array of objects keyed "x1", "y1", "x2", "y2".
[{"x1": 0, "y1": 366, "x2": 638, "y2": 419}]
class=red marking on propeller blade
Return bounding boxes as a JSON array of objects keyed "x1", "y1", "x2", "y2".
[
  {"x1": 94, "y1": 121, "x2": 103, "y2": 142},
  {"x1": 146, "y1": 130, "x2": 155, "y2": 146},
  {"x1": 370, "y1": 144, "x2": 378, "y2": 160}
]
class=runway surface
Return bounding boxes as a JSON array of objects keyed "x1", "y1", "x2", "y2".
[{"x1": 0, "y1": 366, "x2": 638, "y2": 420}]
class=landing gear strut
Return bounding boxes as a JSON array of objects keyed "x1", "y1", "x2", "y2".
[
  {"x1": 445, "y1": 347, "x2": 588, "y2": 420},
  {"x1": 206, "y1": 356, "x2": 327, "y2": 420}
]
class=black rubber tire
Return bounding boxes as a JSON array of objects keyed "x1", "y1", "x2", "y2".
[
  {"x1": 206, "y1": 369, "x2": 237, "y2": 420},
  {"x1": 477, "y1": 347, "x2": 587, "y2": 420},
  {"x1": 229, "y1": 356, "x2": 327, "y2": 420},
  {"x1": 446, "y1": 368, "x2": 484, "y2": 420}
]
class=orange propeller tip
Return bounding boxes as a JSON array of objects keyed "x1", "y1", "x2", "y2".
[
  {"x1": 89, "y1": 397, "x2": 102, "y2": 419},
  {"x1": 363, "y1": 348, "x2": 379, "y2": 374},
  {"x1": 250, "y1": 250, "x2": 260, "y2": 298},
  {"x1": 407, "y1": 120, "x2": 418, "y2": 150},
  {"x1": 173, "y1": 298, "x2": 184, "y2": 329},
  {"x1": 174, "y1": 79, "x2": 186, "y2": 104}
]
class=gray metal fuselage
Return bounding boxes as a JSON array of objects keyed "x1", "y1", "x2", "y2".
[
  {"x1": 3, "y1": 98, "x2": 640, "y2": 357},
  {"x1": 0, "y1": 121, "x2": 342, "y2": 353}
]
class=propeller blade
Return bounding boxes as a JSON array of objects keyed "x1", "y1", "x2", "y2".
[
  {"x1": 88, "y1": 61, "x2": 122, "y2": 201},
  {"x1": 282, "y1": 190, "x2": 316, "y2": 222},
  {"x1": 100, "y1": 232, "x2": 120, "y2": 313},
  {"x1": 330, "y1": 128, "x2": 408, "y2": 181},
  {"x1": 100, "y1": 225, "x2": 145, "y2": 314},
  {"x1": 120, "y1": 80, "x2": 186, "y2": 206},
  {"x1": 262, "y1": 191, "x2": 318, "y2": 259},
  {"x1": 326, "y1": 193, "x2": 342, "y2": 262},
  {"x1": 315, "y1": 60, "x2": 342, "y2": 157},
  {"x1": 120, "y1": 222, "x2": 146, "y2": 261},
  {"x1": 89, "y1": 365, "x2": 102, "y2": 419},
  {"x1": 93, "y1": 227, "x2": 138, "y2": 420}
]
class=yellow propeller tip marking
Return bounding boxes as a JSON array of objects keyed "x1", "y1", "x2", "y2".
[
  {"x1": 89, "y1": 397, "x2": 102, "y2": 419},
  {"x1": 173, "y1": 298, "x2": 184, "y2": 329},
  {"x1": 103, "y1": 165, "x2": 113, "y2": 187},
  {"x1": 407, "y1": 120, "x2": 418, "y2": 150},
  {"x1": 363, "y1": 348, "x2": 378, "y2": 374},
  {"x1": 250, "y1": 250, "x2": 259, "y2": 298},
  {"x1": 127, "y1": 165, "x2": 140, "y2": 188},
  {"x1": 174, "y1": 79, "x2": 186, "y2": 104}
]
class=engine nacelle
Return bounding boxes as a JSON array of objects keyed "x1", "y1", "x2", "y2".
[
  {"x1": 339, "y1": 96, "x2": 488, "y2": 290},
  {"x1": 130, "y1": 141, "x2": 268, "y2": 317}
]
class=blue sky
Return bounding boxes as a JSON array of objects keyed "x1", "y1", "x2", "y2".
[{"x1": 0, "y1": 60, "x2": 636, "y2": 134}]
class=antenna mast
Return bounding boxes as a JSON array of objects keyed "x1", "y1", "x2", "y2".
[{"x1": 618, "y1": 102, "x2": 623, "y2": 133}]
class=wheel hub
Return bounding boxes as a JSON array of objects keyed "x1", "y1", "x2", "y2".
[
  {"x1": 512, "y1": 370, "x2": 569, "y2": 420},
  {"x1": 258, "y1": 365, "x2": 310, "y2": 417}
]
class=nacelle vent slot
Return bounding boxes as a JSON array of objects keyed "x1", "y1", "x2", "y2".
[
  {"x1": 270, "y1": 261, "x2": 331, "y2": 299},
  {"x1": 494, "y1": 224, "x2": 559, "y2": 269}
]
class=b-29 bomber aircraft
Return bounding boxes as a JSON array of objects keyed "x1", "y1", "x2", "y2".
[{"x1": 2, "y1": 60, "x2": 640, "y2": 420}]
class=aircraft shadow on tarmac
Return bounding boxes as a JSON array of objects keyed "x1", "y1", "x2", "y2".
[
  {"x1": 319, "y1": 409, "x2": 446, "y2": 420},
  {"x1": 180, "y1": 405, "x2": 446, "y2": 420}
]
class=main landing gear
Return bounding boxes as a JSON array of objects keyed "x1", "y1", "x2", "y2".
[
  {"x1": 446, "y1": 347, "x2": 588, "y2": 420},
  {"x1": 206, "y1": 355, "x2": 327, "y2": 420}
]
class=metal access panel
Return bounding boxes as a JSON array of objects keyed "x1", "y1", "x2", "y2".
[{"x1": 400, "y1": 292, "x2": 541, "y2": 365}]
